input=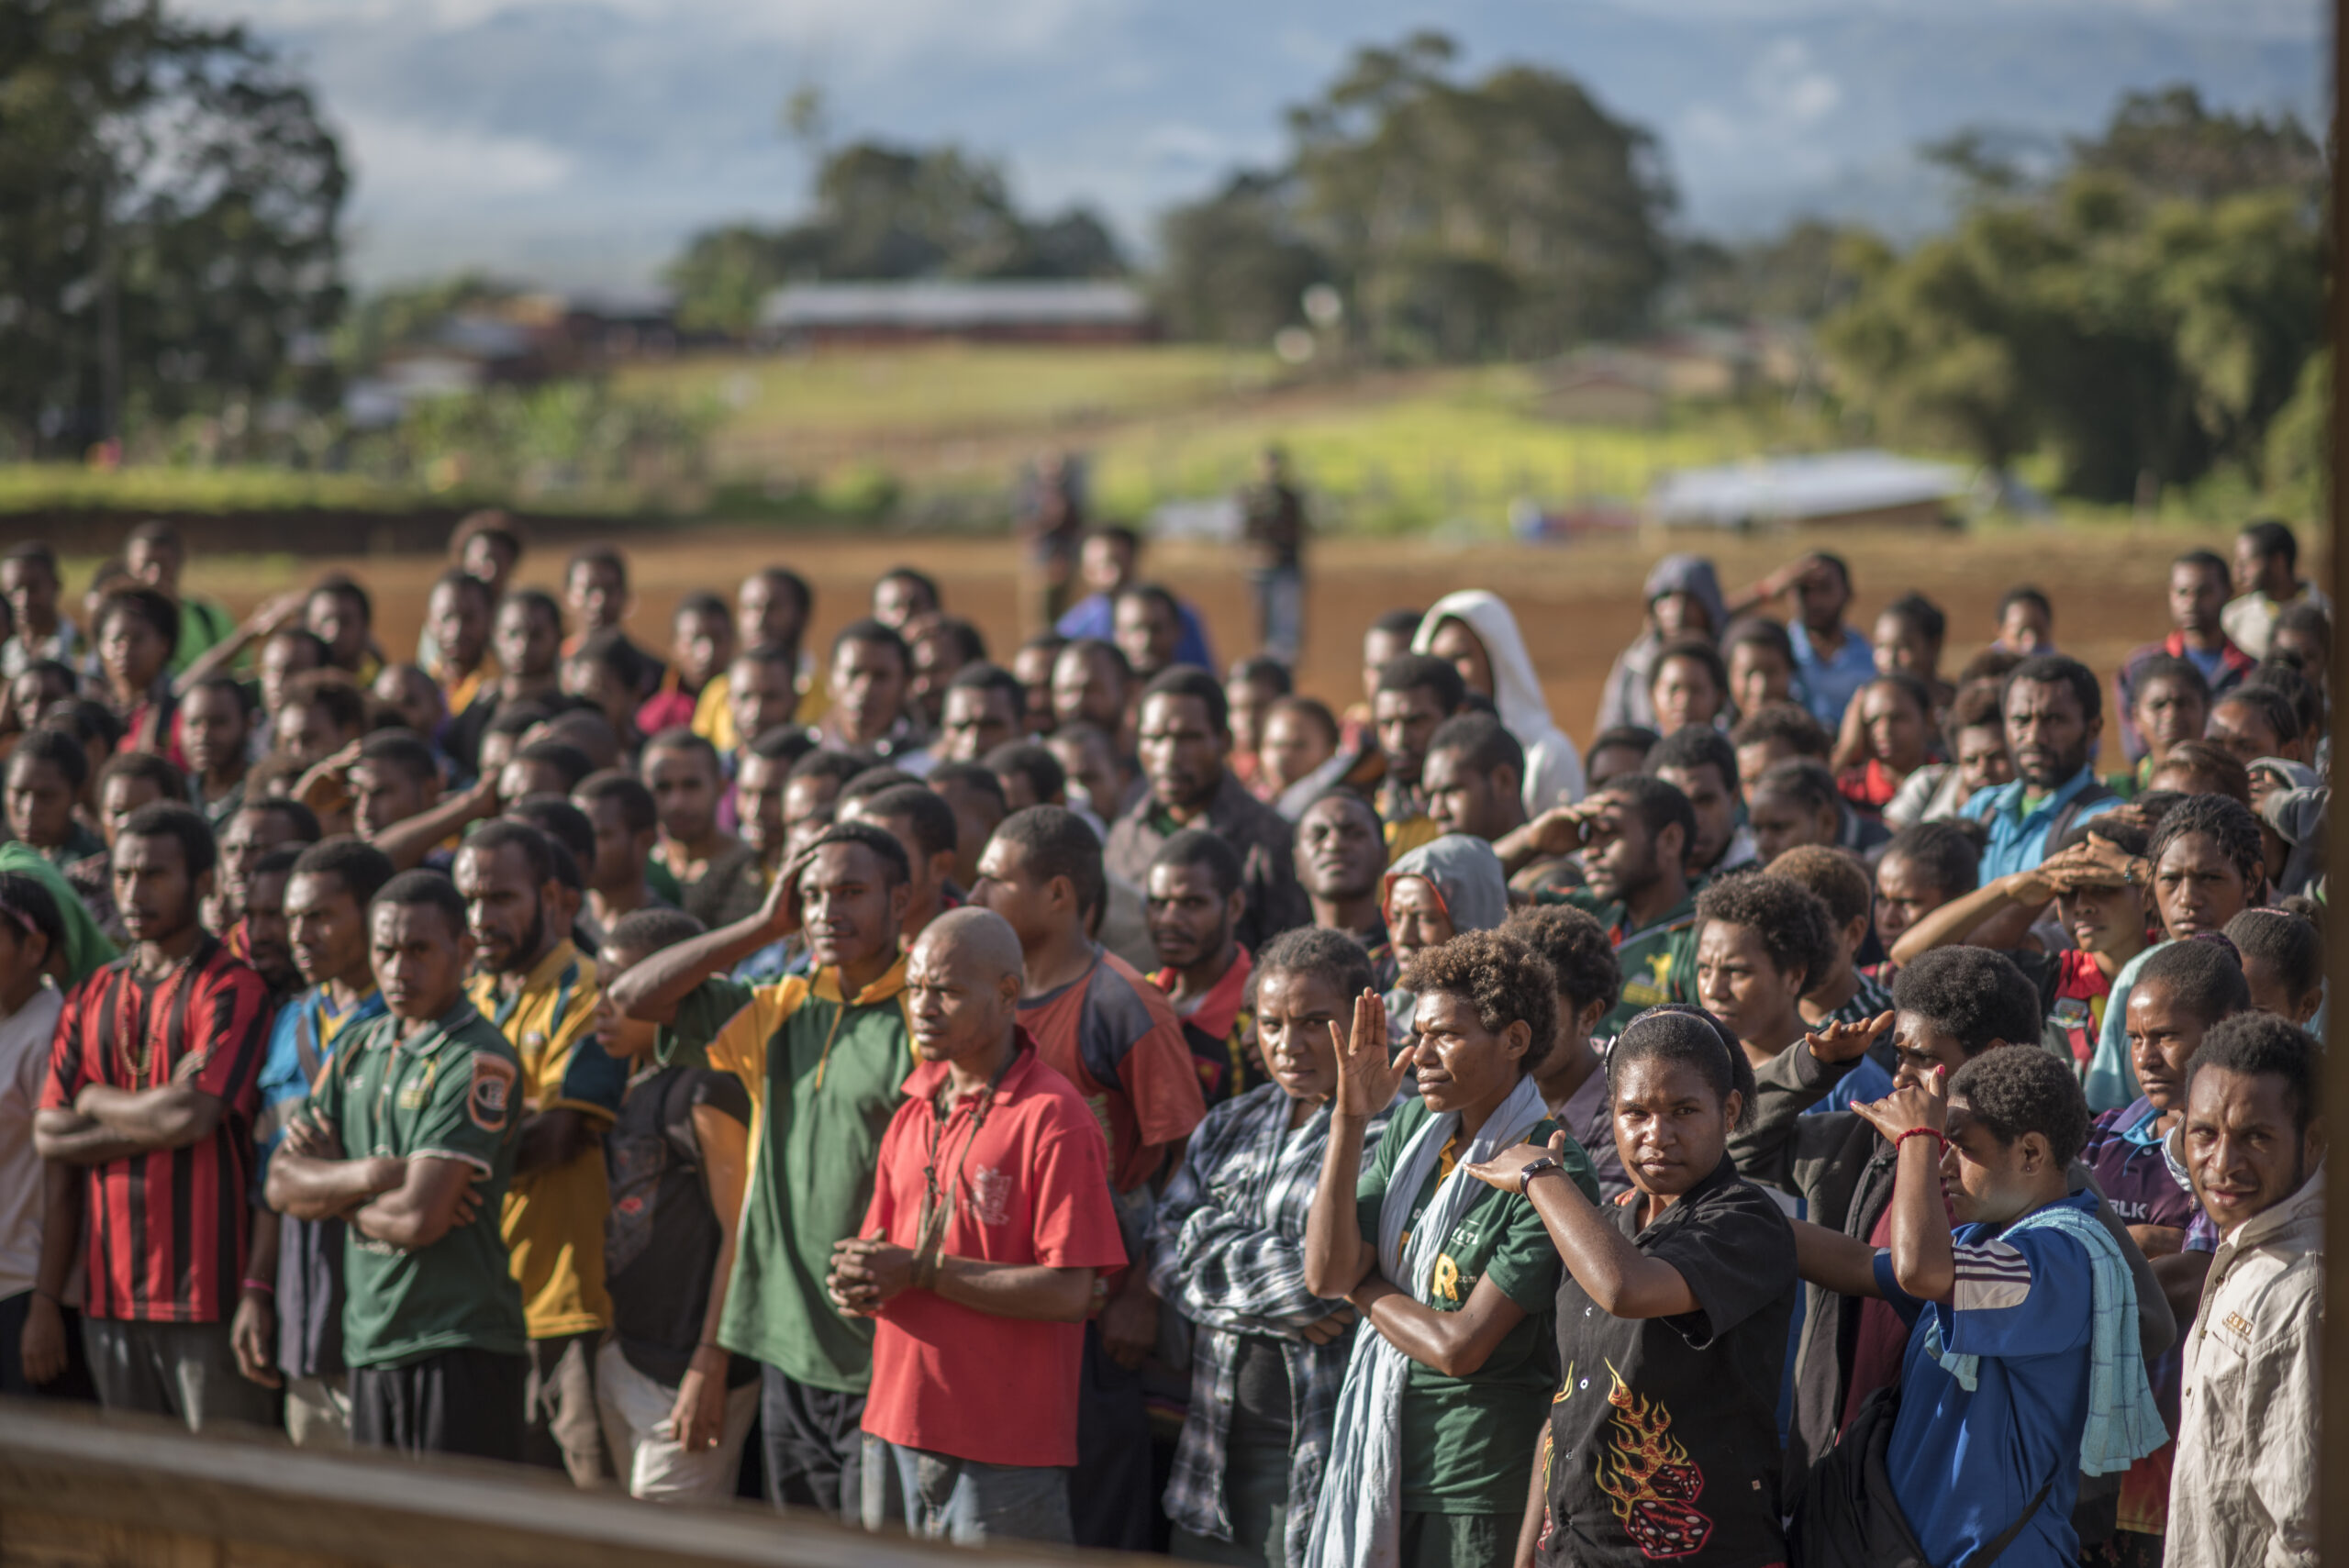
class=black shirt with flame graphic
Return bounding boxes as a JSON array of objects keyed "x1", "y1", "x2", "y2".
[{"x1": 1540, "y1": 1155, "x2": 1798, "y2": 1567}]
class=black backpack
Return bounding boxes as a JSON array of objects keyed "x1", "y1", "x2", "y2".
[{"x1": 1787, "y1": 1385, "x2": 2050, "y2": 1568}]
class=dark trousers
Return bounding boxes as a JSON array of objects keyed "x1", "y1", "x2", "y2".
[
  {"x1": 1071, "y1": 1319, "x2": 1155, "y2": 1551},
  {"x1": 350, "y1": 1347, "x2": 527, "y2": 1462},
  {"x1": 760, "y1": 1363, "x2": 864, "y2": 1522},
  {"x1": 0, "y1": 1291, "x2": 95, "y2": 1402}
]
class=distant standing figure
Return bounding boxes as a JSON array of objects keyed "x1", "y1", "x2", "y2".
[
  {"x1": 2221, "y1": 519, "x2": 2330, "y2": 660},
  {"x1": 1241, "y1": 449, "x2": 1308, "y2": 664},
  {"x1": 1019, "y1": 452, "x2": 1088, "y2": 634}
]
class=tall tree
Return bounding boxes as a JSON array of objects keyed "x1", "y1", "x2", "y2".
[
  {"x1": 1823, "y1": 87, "x2": 2322, "y2": 500},
  {"x1": 1156, "y1": 32, "x2": 1672, "y2": 359},
  {"x1": 1291, "y1": 35, "x2": 1675, "y2": 359},
  {"x1": 1154, "y1": 172, "x2": 1327, "y2": 344},
  {"x1": 1669, "y1": 221, "x2": 1886, "y2": 326},
  {"x1": 664, "y1": 135, "x2": 1129, "y2": 335},
  {"x1": 0, "y1": 0, "x2": 346, "y2": 455}
]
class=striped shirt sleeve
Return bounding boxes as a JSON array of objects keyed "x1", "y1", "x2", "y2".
[
  {"x1": 1951, "y1": 1239, "x2": 2035, "y2": 1312},
  {"x1": 1944, "y1": 1227, "x2": 2094, "y2": 1359},
  {"x1": 38, "y1": 975, "x2": 95, "y2": 1112}
]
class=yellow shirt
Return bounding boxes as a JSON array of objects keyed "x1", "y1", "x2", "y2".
[
  {"x1": 1384, "y1": 813, "x2": 1443, "y2": 865},
  {"x1": 691, "y1": 673, "x2": 736, "y2": 752},
  {"x1": 691, "y1": 655, "x2": 828, "y2": 753},
  {"x1": 440, "y1": 656, "x2": 500, "y2": 719},
  {"x1": 467, "y1": 940, "x2": 617, "y2": 1340}
]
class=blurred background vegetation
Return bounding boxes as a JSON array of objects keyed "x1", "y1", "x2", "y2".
[{"x1": 0, "y1": 11, "x2": 2325, "y2": 536}]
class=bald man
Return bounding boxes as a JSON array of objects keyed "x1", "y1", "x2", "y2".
[{"x1": 833, "y1": 908, "x2": 1127, "y2": 1546}]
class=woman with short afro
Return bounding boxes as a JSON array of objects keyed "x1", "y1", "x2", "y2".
[
  {"x1": 1302, "y1": 929, "x2": 1598, "y2": 1568},
  {"x1": 1695, "y1": 873, "x2": 1893, "y2": 1115}
]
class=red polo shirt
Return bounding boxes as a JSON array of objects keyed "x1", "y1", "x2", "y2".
[{"x1": 859, "y1": 1036, "x2": 1127, "y2": 1468}]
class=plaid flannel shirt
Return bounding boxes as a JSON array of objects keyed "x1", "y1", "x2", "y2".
[{"x1": 1148, "y1": 1084, "x2": 1393, "y2": 1562}]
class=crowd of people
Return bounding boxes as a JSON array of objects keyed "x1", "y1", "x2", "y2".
[{"x1": 0, "y1": 505, "x2": 2329, "y2": 1568}]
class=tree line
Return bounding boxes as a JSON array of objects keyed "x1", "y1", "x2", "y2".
[
  {"x1": 0, "y1": 0, "x2": 345, "y2": 460},
  {"x1": 0, "y1": 8, "x2": 2325, "y2": 506}
]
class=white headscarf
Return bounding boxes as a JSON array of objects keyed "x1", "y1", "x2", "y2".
[{"x1": 1413, "y1": 590, "x2": 1586, "y2": 811}]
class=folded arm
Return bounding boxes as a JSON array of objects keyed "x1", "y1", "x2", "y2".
[
  {"x1": 350, "y1": 1155, "x2": 483, "y2": 1251},
  {"x1": 265, "y1": 1143, "x2": 406, "y2": 1222},
  {"x1": 33, "y1": 1107, "x2": 150, "y2": 1166},
  {"x1": 1156, "y1": 1209, "x2": 1346, "y2": 1326},
  {"x1": 1349, "y1": 1272, "x2": 1528, "y2": 1379},
  {"x1": 35, "y1": 1084, "x2": 228, "y2": 1164}
]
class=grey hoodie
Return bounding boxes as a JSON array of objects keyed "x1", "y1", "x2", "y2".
[
  {"x1": 1597, "y1": 554, "x2": 1729, "y2": 733},
  {"x1": 1379, "y1": 834, "x2": 1510, "y2": 1040}
]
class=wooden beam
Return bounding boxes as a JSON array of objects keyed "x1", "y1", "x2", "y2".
[
  {"x1": 0, "y1": 1403, "x2": 1100, "y2": 1568},
  {"x1": 2327, "y1": 0, "x2": 2347, "y2": 1560}
]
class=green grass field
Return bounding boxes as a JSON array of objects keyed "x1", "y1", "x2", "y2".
[
  {"x1": 621, "y1": 343, "x2": 1283, "y2": 439},
  {"x1": 0, "y1": 463, "x2": 421, "y2": 514},
  {"x1": 1083, "y1": 367, "x2": 1801, "y2": 533},
  {"x1": 619, "y1": 346, "x2": 1851, "y2": 535},
  {"x1": 0, "y1": 344, "x2": 2310, "y2": 537}
]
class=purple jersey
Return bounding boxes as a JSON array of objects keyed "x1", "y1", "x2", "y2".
[{"x1": 2079, "y1": 1098, "x2": 2199, "y2": 1232}]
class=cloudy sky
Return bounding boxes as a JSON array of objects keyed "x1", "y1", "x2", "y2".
[{"x1": 182, "y1": 0, "x2": 2325, "y2": 288}]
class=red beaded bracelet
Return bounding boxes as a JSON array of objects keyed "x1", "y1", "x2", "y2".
[{"x1": 1893, "y1": 1127, "x2": 1945, "y2": 1156}]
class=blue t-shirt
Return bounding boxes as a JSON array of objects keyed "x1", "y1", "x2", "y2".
[
  {"x1": 1055, "y1": 593, "x2": 1215, "y2": 671},
  {"x1": 1877, "y1": 1192, "x2": 2097, "y2": 1567},
  {"x1": 1963, "y1": 767, "x2": 2124, "y2": 884},
  {"x1": 1789, "y1": 621, "x2": 1876, "y2": 727},
  {"x1": 255, "y1": 985, "x2": 389, "y2": 1380},
  {"x1": 1809, "y1": 1055, "x2": 1894, "y2": 1117},
  {"x1": 2180, "y1": 643, "x2": 2229, "y2": 686}
]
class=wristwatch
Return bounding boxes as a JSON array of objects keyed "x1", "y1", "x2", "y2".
[{"x1": 1518, "y1": 1156, "x2": 1563, "y2": 1196}]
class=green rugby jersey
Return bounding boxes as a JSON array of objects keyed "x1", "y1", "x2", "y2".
[{"x1": 301, "y1": 1001, "x2": 527, "y2": 1368}]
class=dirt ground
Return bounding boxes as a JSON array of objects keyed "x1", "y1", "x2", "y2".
[{"x1": 184, "y1": 520, "x2": 2248, "y2": 739}]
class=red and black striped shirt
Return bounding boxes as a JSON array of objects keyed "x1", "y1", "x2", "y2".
[{"x1": 40, "y1": 933, "x2": 273, "y2": 1323}]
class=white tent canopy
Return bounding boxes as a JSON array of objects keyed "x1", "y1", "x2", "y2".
[{"x1": 1649, "y1": 449, "x2": 1970, "y2": 528}]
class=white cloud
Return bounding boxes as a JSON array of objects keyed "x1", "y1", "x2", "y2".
[
  {"x1": 1139, "y1": 122, "x2": 1246, "y2": 166},
  {"x1": 336, "y1": 111, "x2": 575, "y2": 202},
  {"x1": 178, "y1": 0, "x2": 2325, "y2": 286},
  {"x1": 1747, "y1": 38, "x2": 1842, "y2": 124}
]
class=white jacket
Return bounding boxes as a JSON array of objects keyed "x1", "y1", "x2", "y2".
[
  {"x1": 1413, "y1": 590, "x2": 1586, "y2": 813},
  {"x1": 2169, "y1": 1166, "x2": 2323, "y2": 1568}
]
